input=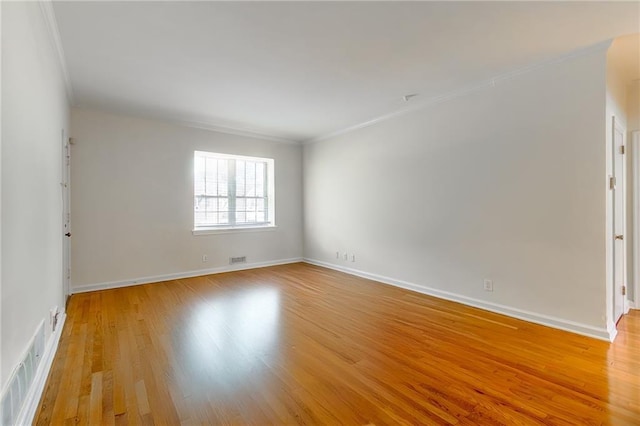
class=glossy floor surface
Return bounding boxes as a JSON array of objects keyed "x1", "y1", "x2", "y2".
[{"x1": 36, "y1": 263, "x2": 640, "y2": 425}]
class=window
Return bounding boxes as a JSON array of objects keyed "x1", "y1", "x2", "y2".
[{"x1": 194, "y1": 151, "x2": 275, "y2": 232}]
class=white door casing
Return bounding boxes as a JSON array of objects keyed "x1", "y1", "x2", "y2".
[
  {"x1": 62, "y1": 132, "x2": 71, "y2": 303},
  {"x1": 612, "y1": 116, "x2": 627, "y2": 323},
  {"x1": 633, "y1": 131, "x2": 640, "y2": 310}
]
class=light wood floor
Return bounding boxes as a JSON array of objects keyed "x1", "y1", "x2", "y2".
[{"x1": 35, "y1": 263, "x2": 640, "y2": 425}]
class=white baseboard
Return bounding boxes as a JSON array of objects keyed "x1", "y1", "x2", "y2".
[
  {"x1": 72, "y1": 257, "x2": 304, "y2": 294},
  {"x1": 607, "y1": 320, "x2": 618, "y2": 342},
  {"x1": 304, "y1": 258, "x2": 614, "y2": 342},
  {"x1": 16, "y1": 313, "x2": 67, "y2": 425}
]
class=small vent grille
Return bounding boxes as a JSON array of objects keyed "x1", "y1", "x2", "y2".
[
  {"x1": 0, "y1": 321, "x2": 45, "y2": 424},
  {"x1": 229, "y1": 256, "x2": 247, "y2": 265}
]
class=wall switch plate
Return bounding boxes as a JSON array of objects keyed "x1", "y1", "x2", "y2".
[
  {"x1": 202, "y1": 255, "x2": 208, "y2": 262},
  {"x1": 351, "y1": 254, "x2": 356, "y2": 262},
  {"x1": 336, "y1": 251, "x2": 340, "y2": 259},
  {"x1": 483, "y1": 279, "x2": 493, "y2": 292}
]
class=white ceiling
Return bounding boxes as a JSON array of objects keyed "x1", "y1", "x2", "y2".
[{"x1": 52, "y1": 1, "x2": 640, "y2": 142}]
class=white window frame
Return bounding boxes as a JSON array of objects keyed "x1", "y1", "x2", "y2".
[{"x1": 193, "y1": 151, "x2": 276, "y2": 235}]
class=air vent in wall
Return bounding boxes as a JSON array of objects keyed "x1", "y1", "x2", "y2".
[
  {"x1": 229, "y1": 256, "x2": 247, "y2": 265},
  {"x1": 0, "y1": 321, "x2": 45, "y2": 425}
]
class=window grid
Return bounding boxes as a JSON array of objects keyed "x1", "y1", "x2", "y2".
[
  {"x1": 194, "y1": 153, "x2": 271, "y2": 229},
  {"x1": 235, "y1": 160, "x2": 267, "y2": 224}
]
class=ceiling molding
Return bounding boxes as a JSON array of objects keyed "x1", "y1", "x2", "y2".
[
  {"x1": 38, "y1": 0, "x2": 75, "y2": 105},
  {"x1": 304, "y1": 39, "x2": 613, "y2": 145},
  {"x1": 166, "y1": 117, "x2": 301, "y2": 145},
  {"x1": 74, "y1": 104, "x2": 300, "y2": 145}
]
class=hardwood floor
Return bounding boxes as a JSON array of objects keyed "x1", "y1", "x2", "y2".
[{"x1": 35, "y1": 263, "x2": 640, "y2": 425}]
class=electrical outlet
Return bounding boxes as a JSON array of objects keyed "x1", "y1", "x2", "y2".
[
  {"x1": 336, "y1": 251, "x2": 340, "y2": 259},
  {"x1": 351, "y1": 254, "x2": 356, "y2": 262},
  {"x1": 202, "y1": 255, "x2": 208, "y2": 263},
  {"x1": 50, "y1": 307, "x2": 59, "y2": 332},
  {"x1": 483, "y1": 279, "x2": 493, "y2": 292}
]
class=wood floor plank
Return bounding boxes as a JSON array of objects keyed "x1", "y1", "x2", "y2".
[{"x1": 35, "y1": 263, "x2": 640, "y2": 425}]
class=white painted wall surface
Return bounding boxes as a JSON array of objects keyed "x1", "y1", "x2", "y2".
[
  {"x1": 628, "y1": 81, "x2": 640, "y2": 132},
  {"x1": 69, "y1": 108, "x2": 303, "y2": 289},
  {"x1": 1, "y1": 2, "x2": 69, "y2": 388},
  {"x1": 0, "y1": 0, "x2": 4, "y2": 387},
  {"x1": 304, "y1": 48, "x2": 608, "y2": 333}
]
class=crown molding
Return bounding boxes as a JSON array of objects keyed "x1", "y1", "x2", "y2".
[
  {"x1": 167, "y1": 116, "x2": 301, "y2": 144},
  {"x1": 74, "y1": 104, "x2": 301, "y2": 145},
  {"x1": 304, "y1": 39, "x2": 613, "y2": 145},
  {"x1": 38, "y1": 0, "x2": 75, "y2": 105}
]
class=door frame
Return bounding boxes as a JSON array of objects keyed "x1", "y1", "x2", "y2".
[
  {"x1": 612, "y1": 116, "x2": 628, "y2": 323},
  {"x1": 61, "y1": 130, "x2": 71, "y2": 305},
  {"x1": 632, "y1": 130, "x2": 640, "y2": 310}
]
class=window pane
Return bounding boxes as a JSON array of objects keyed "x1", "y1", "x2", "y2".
[
  {"x1": 205, "y1": 158, "x2": 217, "y2": 195},
  {"x1": 257, "y1": 211, "x2": 265, "y2": 222},
  {"x1": 195, "y1": 157, "x2": 206, "y2": 195},
  {"x1": 236, "y1": 211, "x2": 246, "y2": 223},
  {"x1": 195, "y1": 211, "x2": 207, "y2": 225},
  {"x1": 257, "y1": 199, "x2": 265, "y2": 212},
  {"x1": 219, "y1": 211, "x2": 229, "y2": 224},
  {"x1": 219, "y1": 198, "x2": 229, "y2": 212},
  {"x1": 236, "y1": 198, "x2": 246, "y2": 213},
  {"x1": 256, "y1": 163, "x2": 265, "y2": 197},
  {"x1": 246, "y1": 162, "x2": 256, "y2": 197},
  {"x1": 206, "y1": 198, "x2": 216, "y2": 211},
  {"x1": 247, "y1": 211, "x2": 256, "y2": 223},
  {"x1": 236, "y1": 161, "x2": 245, "y2": 197},
  {"x1": 217, "y1": 160, "x2": 228, "y2": 196}
]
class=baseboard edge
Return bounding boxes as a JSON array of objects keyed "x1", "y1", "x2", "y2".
[
  {"x1": 72, "y1": 257, "x2": 304, "y2": 294},
  {"x1": 303, "y1": 258, "x2": 612, "y2": 342}
]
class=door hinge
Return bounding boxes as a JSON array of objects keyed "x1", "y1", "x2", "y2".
[
  {"x1": 609, "y1": 176, "x2": 617, "y2": 190},
  {"x1": 622, "y1": 286, "x2": 626, "y2": 296},
  {"x1": 620, "y1": 145, "x2": 626, "y2": 155}
]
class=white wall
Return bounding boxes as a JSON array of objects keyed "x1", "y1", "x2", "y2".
[
  {"x1": 69, "y1": 108, "x2": 303, "y2": 290},
  {"x1": 1, "y1": 2, "x2": 69, "y2": 388},
  {"x1": 0, "y1": 0, "x2": 4, "y2": 387},
  {"x1": 304, "y1": 47, "x2": 609, "y2": 335},
  {"x1": 628, "y1": 81, "x2": 640, "y2": 132}
]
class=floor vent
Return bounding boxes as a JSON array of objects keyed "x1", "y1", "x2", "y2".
[
  {"x1": 230, "y1": 256, "x2": 247, "y2": 265},
  {"x1": 0, "y1": 321, "x2": 45, "y2": 424}
]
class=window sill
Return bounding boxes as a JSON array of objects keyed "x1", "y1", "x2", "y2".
[{"x1": 192, "y1": 225, "x2": 278, "y2": 236}]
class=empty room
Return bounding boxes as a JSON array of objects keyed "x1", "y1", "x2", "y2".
[{"x1": 2, "y1": 1, "x2": 640, "y2": 424}]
